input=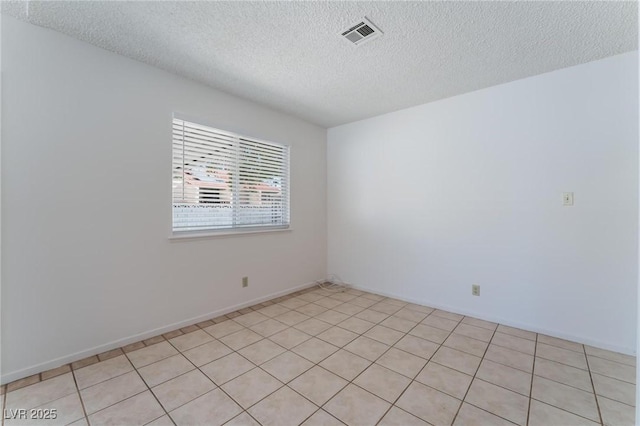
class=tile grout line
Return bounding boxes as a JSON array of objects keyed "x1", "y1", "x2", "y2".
[
  {"x1": 584, "y1": 352, "x2": 636, "y2": 368},
  {"x1": 70, "y1": 369, "x2": 90, "y2": 426},
  {"x1": 525, "y1": 331, "x2": 539, "y2": 426},
  {"x1": 283, "y1": 285, "x2": 368, "y2": 425},
  {"x1": 583, "y1": 345, "x2": 605, "y2": 425},
  {"x1": 532, "y1": 354, "x2": 590, "y2": 372},
  {"x1": 532, "y1": 368, "x2": 615, "y2": 396},
  {"x1": 527, "y1": 397, "x2": 606, "y2": 425},
  {"x1": 449, "y1": 315, "x2": 500, "y2": 426},
  {"x1": 136, "y1": 363, "x2": 175, "y2": 426},
  {"x1": 479, "y1": 338, "x2": 593, "y2": 379}
]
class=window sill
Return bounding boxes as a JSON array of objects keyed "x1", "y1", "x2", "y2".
[{"x1": 169, "y1": 226, "x2": 292, "y2": 240}]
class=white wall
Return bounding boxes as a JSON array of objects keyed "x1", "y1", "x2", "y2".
[
  {"x1": 1, "y1": 16, "x2": 327, "y2": 382},
  {"x1": 328, "y1": 52, "x2": 638, "y2": 354}
]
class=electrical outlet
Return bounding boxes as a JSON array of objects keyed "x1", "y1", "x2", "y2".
[
  {"x1": 242, "y1": 277, "x2": 248, "y2": 288},
  {"x1": 472, "y1": 284, "x2": 480, "y2": 296}
]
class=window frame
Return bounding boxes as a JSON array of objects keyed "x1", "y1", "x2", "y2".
[{"x1": 170, "y1": 114, "x2": 291, "y2": 239}]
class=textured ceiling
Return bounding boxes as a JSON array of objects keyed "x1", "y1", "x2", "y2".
[{"x1": 2, "y1": 1, "x2": 637, "y2": 127}]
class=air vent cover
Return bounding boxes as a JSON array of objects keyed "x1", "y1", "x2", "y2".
[{"x1": 341, "y1": 17, "x2": 382, "y2": 46}]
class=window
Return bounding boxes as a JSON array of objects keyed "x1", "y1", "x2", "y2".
[{"x1": 172, "y1": 117, "x2": 290, "y2": 234}]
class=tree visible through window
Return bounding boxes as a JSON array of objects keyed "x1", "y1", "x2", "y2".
[{"x1": 172, "y1": 117, "x2": 290, "y2": 233}]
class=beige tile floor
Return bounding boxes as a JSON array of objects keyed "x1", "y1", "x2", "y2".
[{"x1": 2, "y1": 286, "x2": 636, "y2": 426}]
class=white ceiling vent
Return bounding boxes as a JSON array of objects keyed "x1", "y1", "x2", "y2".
[{"x1": 341, "y1": 17, "x2": 382, "y2": 47}]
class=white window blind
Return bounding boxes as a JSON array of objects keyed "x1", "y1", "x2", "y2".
[{"x1": 172, "y1": 117, "x2": 290, "y2": 233}]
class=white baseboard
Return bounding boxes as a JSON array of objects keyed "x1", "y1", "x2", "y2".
[
  {"x1": 349, "y1": 284, "x2": 636, "y2": 356},
  {"x1": 1, "y1": 280, "x2": 319, "y2": 385}
]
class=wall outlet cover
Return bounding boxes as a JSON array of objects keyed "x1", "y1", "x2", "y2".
[{"x1": 563, "y1": 192, "x2": 574, "y2": 206}]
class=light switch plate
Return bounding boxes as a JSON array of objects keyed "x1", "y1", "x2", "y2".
[{"x1": 563, "y1": 192, "x2": 574, "y2": 206}]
